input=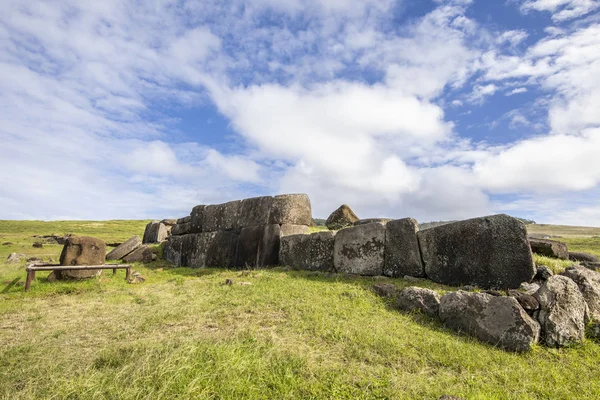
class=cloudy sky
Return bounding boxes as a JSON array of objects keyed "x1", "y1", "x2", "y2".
[{"x1": 1, "y1": 0, "x2": 599, "y2": 224}]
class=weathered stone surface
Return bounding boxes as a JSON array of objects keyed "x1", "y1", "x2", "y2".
[
  {"x1": 236, "y1": 225, "x2": 281, "y2": 268},
  {"x1": 582, "y1": 261, "x2": 600, "y2": 271},
  {"x1": 529, "y1": 238, "x2": 569, "y2": 259},
  {"x1": 205, "y1": 231, "x2": 239, "y2": 268},
  {"x1": 354, "y1": 218, "x2": 392, "y2": 226},
  {"x1": 280, "y1": 224, "x2": 309, "y2": 236},
  {"x1": 561, "y1": 265, "x2": 600, "y2": 322},
  {"x1": 238, "y1": 196, "x2": 273, "y2": 227},
  {"x1": 190, "y1": 205, "x2": 205, "y2": 233},
  {"x1": 535, "y1": 265, "x2": 554, "y2": 281},
  {"x1": 182, "y1": 232, "x2": 217, "y2": 268},
  {"x1": 161, "y1": 219, "x2": 178, "y2": 226},
  {"x1": 418, "y1": 214, "x2": 535, "y2": 289},
  {"x1": 177, "y1": 216, "x2": 191, "y2": 224},
  {"x1": 163, "y1": 235, "x2": 184, "y2": 266},
  {"x1": 58, "y1": 236, "x2": 106, "y2": 279},
  {"x1": 372, "y1": 283, "x2": 398, "y2": 298},
  {"x1": 439, "y1": 291, "x2": 540, "y2": 352},
  {"x1": 384, "y1": 218, "x2": 423, "y2": 278},
  {"x1": 6, "y1": 252, "x2": 25, "y2": 263},
  {"x1": 123, "y1": 245, "x2": 154, "y2": 263},
  {"x1": 106, "y1": 236, "x2": 141, "y2": 260},
  {"x1": 507, "y1": 290, "x2": 540, "y2": 313},
  {"x1": 334, "y1": 223, "x2": 385, "y2": 276},
  {"x1": 202, "y1": 201, "x2": 242, "y2": 232},
  {"x1": 326, "y1": 204, "x2": 359, "y2": 230},
  {"x1": 143, "y1": 221, "x2": 169, "y2": 244},
  {"x1": 396, "y1": 287, "x2": 440, "y2": 317},
  {"x1": 280, "y1": 231, "x2": 335, "y2": 272},
  {"x1": 534, "y1": 275, "x2": 586, "y2": 347},
  {"x1": 569, "y1": 252, "x2": 599, "y2": 262},
  {"x1": 520, "y1": 282, "x2": 540, "y2": 295},
  {"x1": 171, "y1": 222, "x2": 192, "y2": 236},
  {"x1": 269, "y1": 194, "x2": 312, "y2": 226}
]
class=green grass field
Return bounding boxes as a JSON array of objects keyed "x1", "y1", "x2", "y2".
[{"x1": 1, "y1": 220, "x2": 600, "y2": 399}]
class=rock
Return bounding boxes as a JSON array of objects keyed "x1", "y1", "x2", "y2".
[
  {"x1": 384, "y1": 218, "x2": 423, "y2": 278},
  {"x1": 47, "y1": 271, "x2": 57, "y2": 282},
  {"x1": 181, "y1": 232, "x2": 217, "y2": 268},
  {"x1": 507, "y1": 290, "x2": 540, "y2": 312},
  {"x1": 372, "y1": 283, "x2": 398, "y2": 298},
  {"x1": 280, "y1": 231, "x2": 336, "y2": 272},
  {"x1": 569, "y1": 252, "x2": 599, "y2": 262},
  {"x1": 534, "y1": 275, "x2": 587, "y2": 347},
  {"x1": 161, "y1": 219, "x2": 178, "y2": 226},
  {"x1": 325, "y1": 204, "x2": 359, "y2": 230},
  {"x1": 225, "y1": 278, "x2": 234, "y2": 285},
  {"x1": 122, "y1": 245, "x2": 154, "y2": 263},
  {"x1": 269, "y1": 194, "x2": 312, "y2": 226},
  {"x1": 202, "y1": 201, "x2": 242, "y2": 232},
  {"x1": 485, "y1": 290, "x2": 504, "y2": 297},
  {"x1": 190, "y1": 205, "x2": 205, "y2": 233},
  {"x1": 333, "y1": 223, "x2": 385, "y2": 276},
  {"x1": 439, "y1": 291, "x2": 540, "y2": 352},
  {"x1": 236, "y1": 225, "x2": 281, "y2": 268},
  {"x1": 177, "y1": 216, "x2": 191, "y2": 224},
  {"x1": 354, "y1": 218, "x2": 392, "y2": 226},
  {"x1": 26, "y1": 257, "x2": 43, "y2": 263},
  {"x1": 529, "y1": 238, "x2": 569, "y2": 259},
  {"x1": 238, "y1": 196, "x2": 273, "y2": 227},
  {"x1": 560, "y1": 265, "x2": 600, "y2": 322},
  {"x1": 106, "y1": 236, "x2": 142, "y2": 260},
  {"x1": 396, "y1": 287, "x2": 440, "y2": 317},
  {"x1": 128, "y1": 272, "x2": 146, "y2": 284},
  {"x1": 418, "y1": 214, "x2": 535, "y2": 289},
  {"x1": 460, "y1": 285, "x2": 478, "y2": 291},
  {"x1": 535, "y1": 265, "x2": 554, "y2": 281},
  {"x1": 2, "y1": 242, "x2": 13, "y2": 246},
  {"x1": 582, "y1": 261, "x2": 600, "y2": 271},
  {"x1": 32, "y1": 242, "x2": 43, "y2": 248},
  {"x1": 6, "y1": 253, "x2": 25, "y2": 263},
  {"x1": 280, "y1": 224, "x2": 309, "y2": 236},
  {"x1": 205, "y1": 231, "x2": 239, "y2": 268},
  {"x1": 163, "y1": 235, "x2": 184, "y2": 266},
  {"x1": 520, "y1": 282, "x2": 540, "y2": 295},
  {"x1": 58, "y1": 236, "x2": 106, "y2": 279},
  {"x1": 142, "y1": 221, "x2": 169, "y2": 244},
  {"x1": 171, "y1": 222, "x2": 192, "y2": 236}
]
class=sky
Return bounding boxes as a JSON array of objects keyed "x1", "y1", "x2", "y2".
[{"x1": 1, "y1": 0, "x2": 599, "y2": 225}]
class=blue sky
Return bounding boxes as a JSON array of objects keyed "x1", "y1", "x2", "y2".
[{"x1": 1, "y1": 0, "x2": 599, "y2": 225}]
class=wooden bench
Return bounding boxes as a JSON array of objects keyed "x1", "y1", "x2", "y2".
[{"x1": 25, "y1": 263, "x2": 132, "y2": 292}]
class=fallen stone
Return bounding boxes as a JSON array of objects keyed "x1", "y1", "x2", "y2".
[
  {"x1": 507, "y1": 290, "x2": 540, "y2": 313},
  {"x1": 106, "y1": 236, "x2": 142, "y2": 260},
  {"x1": 582, "y1": 261, "x2": 600, "y2": 271},
  {"x1": 225, "y1": 278, "x2": 234, "y2": 285},
  {"x1": 529, "y1": 238, "x2": 569, "y2": 259},
  {"x1": 128, "y1": 272, "x2": 146, "y2": 284},
  {"x1": 202, "y1": 201, "x2": 242, "y2": 232},
  {"x1": 280, "y1": 231, "x2": 335, "y2": 272},
  {"x1": 269, "y1": 194, "x2": 312, "y2": 226},
  {"x1": 123, "y1": 245, "x2": 154, "y2": 263},
  {"x1": 560, "y1": 265, "x2": 600, "y2": 323},
  {"x1": 325, "y1": 204, "x2": 359, "y2": 230},
  {"x1": 384, "y1": 218, "x2": 423, "y2": 278},
  {"x1": 334, "y1": 222, "x2": 385, "y2": 276},
  {"x1": 418, "y1": 214, "x2": 535, "y2": 289},
  {"x1": 6, "y1": 253, "x2": 25, "y2": 263},
  {"x1": 520, "y1": 282, "x2": 540, "y2": 295},
  {"x1": 354, "y1": 218, "x2": 392, "y2": 226},
  {"x1": 58, "y1": 236, "x2": 106, "y2": 279},
  {"x1": 32, "y1": 242, "x2": 43, "y2": 248},
  {"x1": 171, "y1": 223, "x2": 191, "y2": 236},
  {"x1": 569, "y1": 252, "x2": 599, "y2": 262},
  {"x1": 26, "y1": 257, "x2": 43, "y2": 263},
  {"x1": 372, "y1": 283, "x2": 398, "y2": 298},
  {"x1": 535, "y1": 275, "x2": 586, "y2": 347},
  {"x1": 2, "y1": 242, "x2": 13, "y2": 246},
  {"x1": 236, "y1": 225, "x2": 281, "y2": 268},
  {"x1": 535, "y1": 265, "x2": 554, "y2": 281},
  {"x1": 238, "y1": 196, "x2": 273, "y2": 228},
  {"x1": 439, "y1": 291, "x2": 540, "y2": 352},
  {"x1": 142, "y1": 221, "x2": 169, "y2": 244},
  {"x1": 396, "y1": 287, "x2": 440, "y2": 317},
  {"x1": 280, "y1": 224, "x2": 309, "y2": 236}
]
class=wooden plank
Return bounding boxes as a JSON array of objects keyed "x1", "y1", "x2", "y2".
[{"x1": 27, "y1": 264, "x2": 131, "y2": 271}]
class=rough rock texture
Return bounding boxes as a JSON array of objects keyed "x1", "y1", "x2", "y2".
[
  {"x1": 582, "y1": 261, "x2": 600, "y2": 271},
  {"x1": 269, "y1": 194, "x2": 312, "y2": 226},
  {"x1": 569, "y1": 252, "x2": 599, "y2": 262},
  {"x1": 58, "y1": 236, "x2": 106, "y2": 279},
  {"x1": 372, "y1": 283, "x2": 398, "y2": 298},
  {"x1": 396, "y1": 287, "x2": 440, "y2": 317},
  {"x1": 354, "y1": 218, "x2": 392, "y2": 226},
  {"x1": 561, "y1": 265, "x2": 600, "y2": 322},
  {"x1": 202, "y1": 201, "x2": 242, "y2": 232},
  {"x1": 106, "y1": 236, "x2": 141, "y2": 260},
  {"x1": 529, "y1": 238, "x2": 569, "y2": 259},
  {"x1": 123, "y1": 245, "x2": 154, "y2": 263},
  {"x1": 280, "y1": 231, "x2": 335, "y2": 272},
  {"x1": 280, "y1": 224, "x2": 309, "y2": 236},
  {"x1": 417, "y1": 214, "x2": 535, "y2": 289},
  {"x1": 535, "y1": 265, "x2": 554, "y2": 281},
  {"x1": 384, "y1": 218, "x2": 423, "y2": 278},
  {"x1": 182, "y1": 233, "x2": 217, "y2": 268},
  {"x1": 6, "y1": 252, "x2": 25, "y2": 263},
  {"x1": 534, "y1": 275, "x2": 586, "y2": 347},
  {"x1": 334, "y1": 223, "x2": 385, "y2": 276},
  {"x1": 161, "y1": 219, "x2": 178, "y2": 226},
  {"x1": 439, "y1": 291, "x2": 540, "y2": 352},
  {"x1": 507, "y1": 290, "x2": 540, "y2": 313},
  {"x1": 190, "y1": 205, "x2": 205, "y2": 233},
  {"x1": 163, "y1": 235, "x2": 184, "y2": 266},
  {"x1": 205, "y1": 231, "x2": 239, "y2": 268},
  {"x1": 325, "y1": 204, "x2": 359, "y2": 230},
  {"x1": 236, "y1": 225, "x2": 281, "y2": 268},
  {"x1": 143, "y1": 221, "x2": 169, "y2": 244},
  {"x1": 171, "y1": 222, "x2": 192, "y2": 236},
  {"x1": 177, "y1": 216, "x2": 191, "y2": 224},
  {"x1": 238, "y1": 196, "x2": 273, "y2": 227}
]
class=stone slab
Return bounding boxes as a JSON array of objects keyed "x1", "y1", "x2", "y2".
[
  {"x1": 334, "y1": 222, "x2": 385, "y2": 276},
  {"x1": 384, "y1": 218, "x2": 423, "y2": 278}
]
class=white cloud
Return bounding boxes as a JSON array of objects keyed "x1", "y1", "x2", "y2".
[
  {"x1": 520, "y1": 0, "x2": 600, "y2": 21},
  {"x1": 467, "y1": 84, "x2": 498, "y2": 104},
  {"x1": 506, "y1": 87, "x2": 529, "y2": 95}
]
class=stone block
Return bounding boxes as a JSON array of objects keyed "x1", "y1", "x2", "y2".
[
  {"x1": 529, "y1": 238, "x2": 569, "y2": 259},
  {"x1": 238, "y1": 196, "x2": 273, "y2": 228},
  {"x1": 206, "y1": 231, "x2": 239, "y2": 268},
  {"x1": 177, "y1": 216, "x2": 191, "y2": 224},
  {"x1": 326, "y1": 204, "x2": 358, "y2": 230},
  {"x1": 58, "y1": 236, "x2": 106, "y2": 279},
  {"x1": 384, "y1": 218, "x2": 423, "y2": 278},
  {"x1": 280, "y1": 231, "x2": 335, "y2": 272},
  {"x1": 172, "y1": 222, "x2": 192, "y2": 236},
  {"x1": 106, "y1": 236, "x2": 141, "y2": 260},
  {"x1": 269, "y1": 194, "x2": 312, "y2": 225},
  {"x1": 163, "y1": 235, "x2": 184, "y2": 266},
  {"x1": 202, "y1": 201, "x2": 242, "y2": 232},
  {"x1": 280, "y1": 224, "x2": 309, "y2": 236},
  {"x1": 236, "y1": 224, "x2": 281, "y2": 268},
  {"x1": 143, "y1": 221, "x2": 169, "y2": 244},
  {"x1": 334, "y1": 223, "x2": 385, "y2": 275},
  {"x1": 190, "y1": 205, "x2": 205, "y2": 233},
  {"x1": 181, "y1": 232, "x2": 217, "y2": 268},
  {"x1": 123, "y1": 245, "x2": 153, "y2": 263}
]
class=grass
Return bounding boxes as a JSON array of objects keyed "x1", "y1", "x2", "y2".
[{"x1": 1, "y1": 220, "x2": 600, "y2": 399}]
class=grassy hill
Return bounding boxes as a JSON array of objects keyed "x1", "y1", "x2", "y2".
[{"x1": 1, "y1": 220, "x2": 600, "y2": 399}]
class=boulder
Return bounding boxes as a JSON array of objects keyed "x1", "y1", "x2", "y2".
[
  {"x1": 372, "y1": 283, "x2": 398, "y2": 298},
  {"x1": 202, "y1": 201, "x2": 242, "y2": 232},
  {"x1": 280, "y1": 231, "x2": 335, "y2": 272},
  {"x1": 534, "y1": 275, "x2": 586, "y2": 347},
  {"x1": 569, "y1": 252, "x2": 599, "y2": 263},
  {"x1": 163, "y1": 235, "x2": 184, "y2": 266},
  {"x1": 161, "y1": 219, "x2": 178, "y2": 226},
  {"x1": 238, "y1": 196, "x2": 273, "y2": 228},
  {"x1": 354, "y1": 218, "x2": 392, "y2": 226},
  {"x1": 417, "y1": 214, "x2": 535, "y2": 289},
  {"x1": 280, "y1": 224, "x2": 309, "y2": 236},
  {"x1": 106, "y1": 236, "x2": 142, "y2": 261},
  {"x1": 269, "y1": 194, "x2": 312, "y2": 226},
  {"x1": 384, "y1": 218, "x2": 424, "y2": 278},
  {"x1": 236, "y1": 225, "x2": 281, "y2": 268},
  {"x1": 6, "y1": 252, "x2": 25, "y2": 263},
  {"x1": 529, "y1": 238, "x2": 569, "y2": 259},
  {"x1": 177, "y1": 216, "x2": 191, "y2": 224},
  {"x1": 535, "y1": 265, "x2": 554, "y2": 281},
  {"x1": 142, "y1": 221, "x2": 169, "y2": 244},
  {"x1": 190, "y1": 205, "x2": 205, "y2": 233},
  {"x1": 439, "y1": 291, "x2": 540, "y2": 352},
  {"x1": 171, "y1": 222, "x2": 192, "y2": 236},
  {"x1": 582, "y1": 261, "x2": 600, "y2": 271},
  {"x1": 560, "y1": 265, "x2": 600, "y2": 322},
  {"x1": 333, "y1": 223, "x2": 385, "y2": 276},
  {"x1": 57, "y1": 236, "x2": 106, "y2": 279},
  {"x1": 181, "y1": 232, "x2": 217, "y2": 268},
  {"x1": 325, "y1": 204, "x2": 359, "y2": 230},
  {"x1": 507, "y1": 290, "x2": 540, "y2": 313},
  {"x1": 205, "y1": 231, "x2": 239, "y2": 268},
  {"x1": 122, "y1": 245, "x2": 154, "y2": 263},
  {"x1": 396, "y1": 287, "x2": 440, "y2": 317}
]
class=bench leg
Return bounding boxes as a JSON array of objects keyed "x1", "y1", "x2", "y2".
[
  {"x1": 126, "y1": 267, "x2": 131, "y2": 281},
  {"x1": 113, "y1": 268, "x2": 117, "y2": 275},
  {"x1": 25, "y1": 271, "x2": 33, "y2": 292}
]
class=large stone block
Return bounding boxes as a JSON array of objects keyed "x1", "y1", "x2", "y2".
[
  {"x1": 269, "y1": 194, "x2": 312, "y2": 226},
  {"x1": 123, "y1": 245, "x2": 153, "y2": 263},
  {"x1": 58, "y1": 236, "x2": 106, "y2": 279},
  {"x1": 280, "y1": 224, "x2": 309, "y2": 236},
  {"x1": 236, "y1": 225, "x2": 281, "y2": 268},
  {"x1": 106, "y1": 236, "x2": 141, "y2": 260},
  {"x1": 334, "y1": 223, "x2": 385, "y2": 276},
  {"x1": 529, "y1": 238, "x2": 569, "y2": 259},
  {"x1": 181, "y1": 232, "x2": 217, "y2": 268},
  {"x1": 384, "y1": 218, "x2": 423, "y2": 278},
  {"x1": 417, "y1": 214, "x2": 535, "y2": 289},
  {"x1": 163, "y1": 235, "x2": 184, "y2": 266},
  {"x1": 439, "y1": 291, "x2": 540, "y2": 352},
  {"x1": 190, "y1": 205, "x2": 205, "y2": 233},
  {"x1": 143, "y1": 221, "x2": 169, "y2": 244},
  {"x1": 238, "y1": 196, "x2": 273, "y2": 228},
  {"x1": 280, "y1": 231, "x2": 335, "y2": 272},
  {"x1": 171, "y1": 222, "x2": 191, "y2": 236},
  {"x1": 325, "y1": 204, "x2": 358, "y2": 230},
  {"x1": 396, "y1": 287, "x2": 440, "y2": 317},
  {"x1": 177, "y1": 216, "x2": 191, "y2": 224},
  {"x1": 561, "y1": 265, "x2": 600, "y2": 323},
  {"x1": 206, "y1": 231, "x2": 239, "y2": 268},
  {"x1": 202, "y1": 201, "x2": 242, "y2": 232}
]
